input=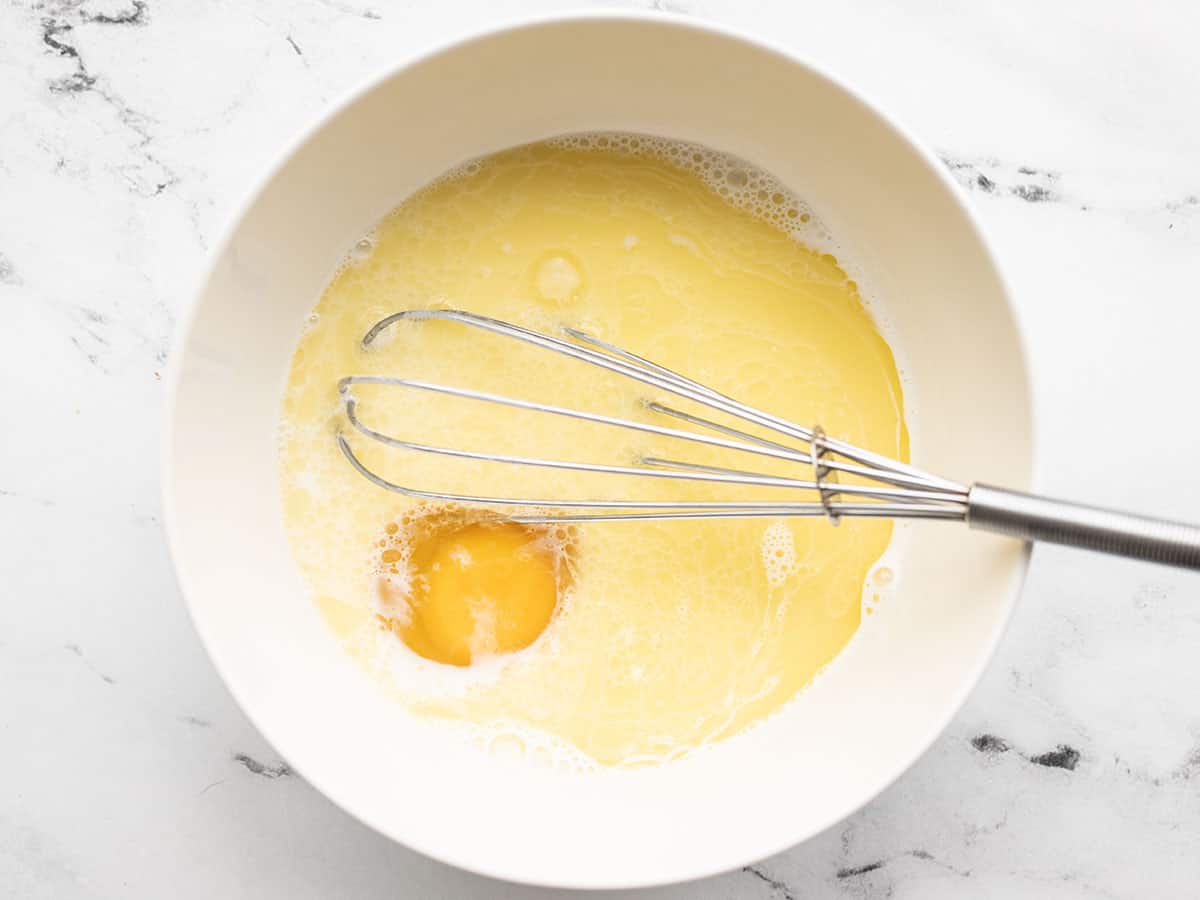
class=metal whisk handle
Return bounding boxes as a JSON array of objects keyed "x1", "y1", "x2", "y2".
[{"x1": 968, "y1": 484, "x2": 1200, "y2": 571}]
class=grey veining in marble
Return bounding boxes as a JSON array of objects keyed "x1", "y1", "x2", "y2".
[{"x1": 2, "y1": 1, "x2": 1200, "y2": 897}]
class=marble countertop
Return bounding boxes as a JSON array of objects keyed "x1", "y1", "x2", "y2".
[{"x1": 3, "y1": 1, "x2": 1200, "y2": 897}]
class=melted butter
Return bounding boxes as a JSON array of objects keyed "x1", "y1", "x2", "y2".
[{"x1": 279, "y1": 136, "x2": 908, "y2": 766}]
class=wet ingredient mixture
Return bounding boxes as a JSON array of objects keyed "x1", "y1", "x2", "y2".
[{"x1": 278, "y1": 135, "x2": 908, "y2": 766}]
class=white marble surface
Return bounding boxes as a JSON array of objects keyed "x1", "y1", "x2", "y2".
[{"x1": 3, "y1": 0, "x2": 1200, "y2": 896}]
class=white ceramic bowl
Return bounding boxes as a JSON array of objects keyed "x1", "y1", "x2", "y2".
[{"x1": 164, "y1": 12, "x2": 1033, "y2": 889}]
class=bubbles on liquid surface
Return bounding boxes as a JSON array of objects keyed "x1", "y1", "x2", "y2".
[
  {"x1": 487, "y1": 731, "x2": 526, "y2": 760},
  {"x1": 531, "y1": 252, "x2": 585, "y2": 305},
  {"x1": 761, "y1": 521, "x2": 798, "y2": 587},
  {"x1": 417, "y1": 131, "x2": 832, "y2": 249},
  {"x1": 468, "y1": 721, "x2": 599, "y2": 773},
  {"x1": 547, "y1": 132, "x2": 829, "y2": 244},
  {"x1": 348, "y1": 235, "x2": 376, "y2": 265},
  {"x1": 863, "y1": 566, "x2": 895, "y2": 618}
]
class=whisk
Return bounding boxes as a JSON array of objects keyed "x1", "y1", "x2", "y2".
[{"x1": 337, "y1": 309, "x2": 1200, "y2": 571}]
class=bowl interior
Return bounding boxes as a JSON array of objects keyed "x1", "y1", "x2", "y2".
[{"x1": 165, "y1": 15, "x2": 1031, "y2": 889}]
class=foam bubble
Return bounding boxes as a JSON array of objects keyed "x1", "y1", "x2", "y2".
[
  {"x1": 861, "y1": 534, "x2": 906, "y2": 620},
  {"x1": 760, "y1": 520, "x2": 798, "y2": 587},
  {"x1": 469, "y1": 720, "x2": 600, "y2": 773},
  {"x1": 531, "y1": 252, "x2": 585, "y2": 305},
  {"x1": 548, "y1": 132, "x2": 832, "y2": 247},
  {"x1": 348, "y1": 234, "x2": 376, "y2": 265}
]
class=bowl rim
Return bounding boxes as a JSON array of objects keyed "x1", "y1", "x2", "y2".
[{"x1": 162, "y1": 8, "x2": 1037, "y2": 889}]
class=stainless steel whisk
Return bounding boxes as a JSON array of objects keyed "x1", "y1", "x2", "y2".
[{"x1": 337, "y1": 309, "x2": 1200, "y2": 571}]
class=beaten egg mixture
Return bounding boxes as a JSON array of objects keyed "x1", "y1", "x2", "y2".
[{"x1": 279, "y1": 135, "x2": 907, "y2": 766}]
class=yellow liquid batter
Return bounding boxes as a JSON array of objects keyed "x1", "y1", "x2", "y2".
[{"x1": 279, "y1": 136, "x2": 908, "y2": 766}]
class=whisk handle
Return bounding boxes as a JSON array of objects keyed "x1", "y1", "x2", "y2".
[{"x1": 967, "y1": 484, "x2": 1200, "y2": 571}]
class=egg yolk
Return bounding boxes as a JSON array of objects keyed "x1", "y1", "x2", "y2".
[{"x1": 384, "y1": 522, "x2": 561, "y2": 667}]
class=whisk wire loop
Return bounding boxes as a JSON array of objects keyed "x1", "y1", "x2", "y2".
[{"x1": 337, "y1": 309, "x2": 969, "y2": 522}]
